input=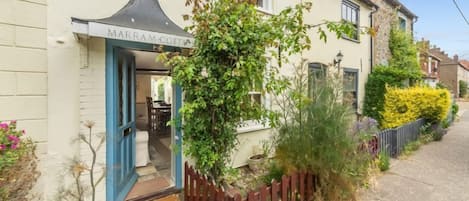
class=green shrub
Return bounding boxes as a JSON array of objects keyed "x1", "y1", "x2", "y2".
[
  {"x1": 436, "y1": 82, "x2": 449, "y2": 89},
  {"x1": 459, "y1": 80, "x2": 468, "y2": 98},
  {"x1": 431, "y1": 123, "x2": 445, "y2": 141},
  {"x1": 388, "y1": 27, "x2": 421, "y2": 73},
  {"x1": 381, "y1": 86, "x2": 451, "y2": 129},
  {"x1": 402, "y1": 141, "x2": 421, "y2": 156},
  {"x1": 452, "y1": 103, "x2": 459, "y2": 117},
  {"x1": 275, "y1": 64, "x2": 372, "y2": 200},
  {"x1": 261, "y1": 161, "x2": 284, "y2": 185},
  {"x1": 419, "y1": 123, "x2": 434, "y2": 144},
  {"x1": 363, "y1": 66, "x2": 421, "y2": 125},
  {"x1": 377, "y1": 151, "x2": 390, "y2": 172},
  {"x1": 363, "y1": 26, "x2": 421, "y2": 126},
  {"x1": 0, "y1": 121, "x2": 40, "y2": 200}
]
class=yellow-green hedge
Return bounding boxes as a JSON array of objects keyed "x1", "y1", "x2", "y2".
[{"x1": 381, "y1": 86, "x2": 451, "y2": 129}]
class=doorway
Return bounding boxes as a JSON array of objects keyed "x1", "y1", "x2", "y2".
[{"x1": 105, "y1": 39, "x2": 183, "y2": 201}]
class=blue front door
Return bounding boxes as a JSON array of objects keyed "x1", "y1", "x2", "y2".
[
  {"x1": 106, "y1": 39, "x2": 184, "y2": 201},
  {"x1": 108, "y1": 47, "x2": 137, "y2": 201}
]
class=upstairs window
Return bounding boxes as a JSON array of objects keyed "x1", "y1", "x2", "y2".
[
  {"x1": 341, "y1": 0, "x2": 360, "y2": 41},
  {"x1": 399, "y1": 17, "x2": 407, "y2": 31}
]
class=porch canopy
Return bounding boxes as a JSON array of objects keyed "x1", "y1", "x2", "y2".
[{"x1": 71, "y1": 0, "x2": 194, "y2": 48}]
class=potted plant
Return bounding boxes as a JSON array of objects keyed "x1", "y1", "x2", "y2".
[{"x1": 247, "y1": 139, "x2": 272, "y2": 172}]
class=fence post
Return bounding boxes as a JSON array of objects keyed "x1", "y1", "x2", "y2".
[{"x1": 391, "y1": 128, "x2": 398, "y2": 157}]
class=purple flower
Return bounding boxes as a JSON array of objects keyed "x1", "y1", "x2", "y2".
[
  {"x1": 22, "y1": 130, "x2": 26, "y2": 135},
  {"x1": 10, "y1": 143, "x2": 18, "y2": 150},
  {"x1": 368, "y1": 118, "x2": 378, "y2": 126},
  {"x1": 7, "y1": 135, "x2": 19, "y2": 143},
  {"x1": 0, "y1": 144, "x2": 5, "y2": 150},
  {"x1": 0, "y1": 123, "x2": 8, "y2": 130}
]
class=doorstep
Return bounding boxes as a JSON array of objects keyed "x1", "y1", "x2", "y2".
[{"x1": 126, "y1": 187, "x2": 181, "y2": 201}]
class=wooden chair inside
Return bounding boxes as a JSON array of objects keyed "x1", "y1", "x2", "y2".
[{"x1": 146, "y1": 97, "x2": 158, "y2": 136}]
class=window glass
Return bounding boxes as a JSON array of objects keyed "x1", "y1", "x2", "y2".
[
  {"x1": 343, "y1": 70, "x2": 358, "y2": 110},
  {"x1": 256, "y1": 0, "x2": 271, "y2": 11},
  {"x1": 399, "y1": 17, "x2": 406, "y2": 31},
  {"x1": 118, "y1": 56, "x2": 124, "y2": 126},
  {"x1": 341, "y1": 0, "x2": 359, "y2": 40},
  {"x1": 308, "y1": 63, "x2": 327, "y2": 98}
]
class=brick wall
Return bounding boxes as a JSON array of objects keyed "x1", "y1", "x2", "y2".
[{"x1": 439, "y1": 64, "x2": 458, "y2": 94}]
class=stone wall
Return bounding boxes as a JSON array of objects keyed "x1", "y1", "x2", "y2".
[{"x1": 370, "y1": 0, "x2": 414, "y2": 66}]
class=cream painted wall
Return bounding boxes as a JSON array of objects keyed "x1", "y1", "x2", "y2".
[
  {"x1": 47, "y1": 0, "x2": 127, "y2": 199},
  {"x1": 301, "y1": 0, "x2": 373, "y2": 113}
]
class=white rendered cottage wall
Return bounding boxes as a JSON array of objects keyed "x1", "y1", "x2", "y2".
[
  {"x1": 300, "y1": 0, "x2": 373, "y2": 113},
  {"x1": 47, "y1": 0, "x2": 128, "y2": 199},
  {"x1": 0, "y1": 0, "x2": 48, "y2": 199}
]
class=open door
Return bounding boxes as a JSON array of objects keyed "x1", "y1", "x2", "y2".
[{"x1": 108, "y1": 48, "x2": 137, "y2": 201}]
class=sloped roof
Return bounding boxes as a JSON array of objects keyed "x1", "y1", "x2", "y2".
[
  {"x1": 72, "y1": 0, "x2": 191, "y2": 38},
  {"x1": 359, "y1": 0, "x2": 379, "y2": 8},
  {"x1": 461, "y1": 60, "x2": 469, "y2": 70}
]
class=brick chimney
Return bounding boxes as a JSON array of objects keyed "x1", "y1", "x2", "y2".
[{"x1": 454, "y1": 54, "x2": 459, "y2": 62}]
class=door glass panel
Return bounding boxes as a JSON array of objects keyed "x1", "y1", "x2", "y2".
[
  {"x1": 118, "y1": 56, "x2": 124, "y2": 126},
  {"x1": 127, "y1": 59, "x2": 133, "y2": 123}
]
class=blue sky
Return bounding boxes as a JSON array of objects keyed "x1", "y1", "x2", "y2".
[{"x1": 400, "y1": 0, "x2": 469, "y2": 60}]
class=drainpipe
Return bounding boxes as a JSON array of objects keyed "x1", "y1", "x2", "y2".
[
  {"x1": 370, "y1": 6, "x2": 378, "y2": 72},
  {"x1": 411, "y1": 16, "x2": 418, "y2": 36}
]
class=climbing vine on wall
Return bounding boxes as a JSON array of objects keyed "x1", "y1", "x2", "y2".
[{"x1": 161, "y1": 0, "x2": 359, "y2": 184}]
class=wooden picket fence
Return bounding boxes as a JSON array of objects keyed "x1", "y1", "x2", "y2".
[{"x1": 185, "y1": 162, "x2": 319, "y2": 201}]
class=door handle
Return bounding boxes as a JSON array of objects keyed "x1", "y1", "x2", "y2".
[{"x1": 123, "y1": 127, "x2": 132, "y2": 137}]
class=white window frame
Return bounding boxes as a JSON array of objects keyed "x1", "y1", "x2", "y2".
[
  {"x1": 399, "y1": 17, "x2": 407, "y2": 31},
  {"x1": 256, "y1": 0, "x2": 273, "y2": 14},
  {"x1": 237, "y1": 61, "x2": 272, "y2": 133},
  {"x1": 397, "y1": 12, "x2": 408, "y2": 31}
]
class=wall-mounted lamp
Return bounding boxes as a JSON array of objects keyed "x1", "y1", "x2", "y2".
[{"x1": 333, "y1": 51, "x2": 343, "y2": 66}]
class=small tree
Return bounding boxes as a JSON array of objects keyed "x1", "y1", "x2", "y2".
[
  {"x1": 275, "y1": 61, "x2": 373, "y2": 200},
  {"x1": 163, "y1": 0, "x2": 360, "y2": 183},
  {"x1": 459, "y1": 80, "x2": 468, "y2": 98},
  {"x1": 388, "y1": 27, "x2": 420, "y2": 74}
]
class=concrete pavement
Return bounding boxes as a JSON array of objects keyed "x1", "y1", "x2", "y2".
[{"x1": 361, "y1": 102, "x2": 469, "y2": 201}]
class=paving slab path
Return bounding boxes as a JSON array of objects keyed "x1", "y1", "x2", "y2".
[{"x1": 361, "y1": 102, "x2": 469, "y2": 201}]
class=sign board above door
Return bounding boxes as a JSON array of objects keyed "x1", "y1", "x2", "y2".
[{"x1": 71, "y1": 0, "x2": 194, "y2": 48}]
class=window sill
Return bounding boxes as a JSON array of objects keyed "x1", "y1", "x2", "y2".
[
  {"x1": 341, "y1": 36, "x2": 361, "y2": 43},
  {"x1": 256, "y1": 7, "x2": 274, "y2": 15},
  {"x1": 237, "y1": 121, "x2": 271, "y2": 134}
]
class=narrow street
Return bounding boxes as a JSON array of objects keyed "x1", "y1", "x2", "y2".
[{"x1": 361, "y1": 102, "x2": 469, "y2": 201}]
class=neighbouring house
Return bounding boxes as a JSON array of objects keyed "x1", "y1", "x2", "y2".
[
  {"x1": 0, "y1": 0, "x2": 376, "y2": 200},
  {"x1": 430, "y1": 48, "x2": 469, "y2": 96},
  {"x1": 370, "y1": 0, "x2": 417, "y2": 66},
  {"x1": 418, "y1": 39, "x2": 442, "y2": 87}
]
